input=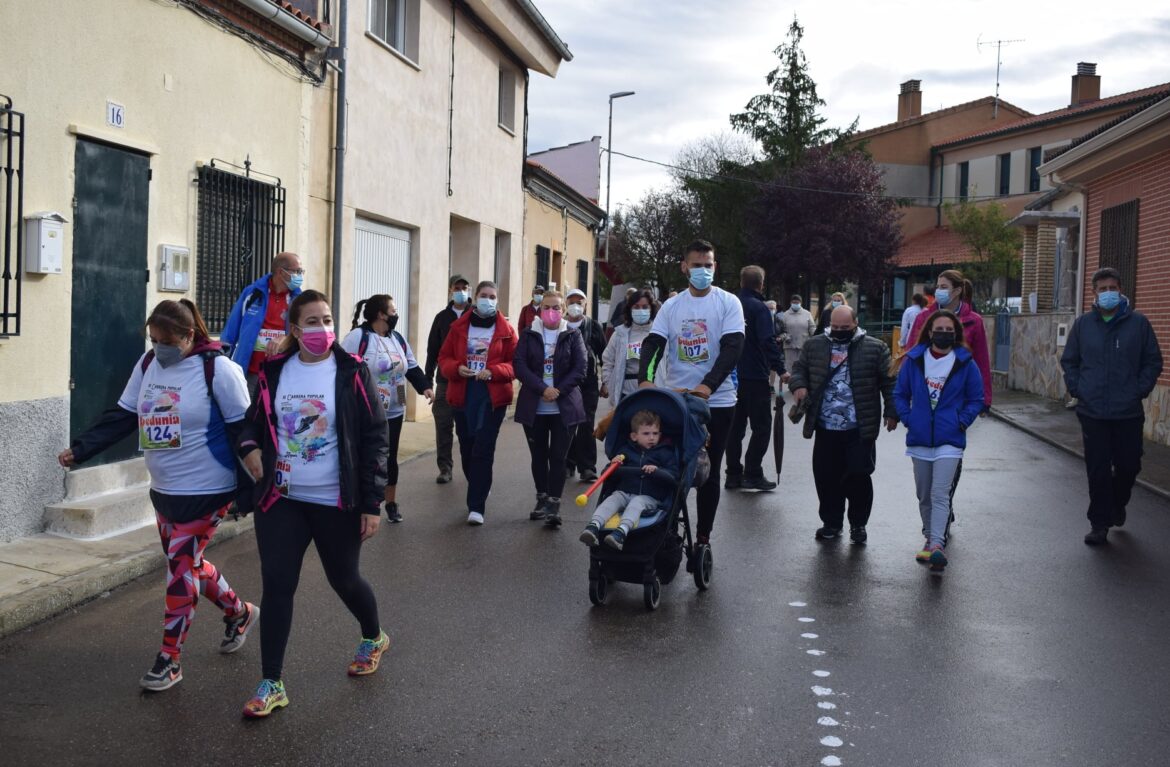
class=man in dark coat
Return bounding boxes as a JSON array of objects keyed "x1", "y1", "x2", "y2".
[
  {"x1": 564, "y1": 288, "x2": 606, "y2": 482},
  {"x1": 790, "y1": 305, "x2": 897, "y2": 544},
  {"x1": 424, "y1": 274, "x2": 470, "y2": 483},
  {"x1": 726, "y1": 266, "x2": 786, "y2": 490},
  {"x1": 1061, "y1": 267, "x2": 1163, "y2": 545}
]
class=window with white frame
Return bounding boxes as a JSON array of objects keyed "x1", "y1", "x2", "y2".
[
  {"x1": 369, "y1": 0, "x2": 419, "y2": 62},
  {"x1": 498, "y1": 66, "x2": 517, "y2": 133}
]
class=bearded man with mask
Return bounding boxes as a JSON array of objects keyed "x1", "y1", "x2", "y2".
[
  {"x1": 564, "y1": 288, "x2": 606, "y2": 482},
  {"x1": 638, "y1": 240, "x2": 745, "y2": 552},
  {"x1": 790, "y1": 305, "x2": 897, "y2": 544}
]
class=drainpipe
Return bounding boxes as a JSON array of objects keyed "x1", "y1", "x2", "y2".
[
  {"x1": 446, "y1": 0, "x2": 456, "y2": 197},
  {"x1": 236, "y1": 0, "x2": 333, "y2": 48},
  {"x1": 330, "y1": 0, "x2": 348, "y2": 317}
]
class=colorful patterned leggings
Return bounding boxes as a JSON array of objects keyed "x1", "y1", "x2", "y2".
[{"x1": 156, "y1": 505, "x2": 243, "y2": 660}]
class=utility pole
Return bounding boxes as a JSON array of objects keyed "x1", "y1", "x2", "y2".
[
  {"x1": 977, "y1": 36, "x2": 1025, "y2": 118},
  {"x1": 603, "y1": 91, "x2": 635, "y2": 266}
]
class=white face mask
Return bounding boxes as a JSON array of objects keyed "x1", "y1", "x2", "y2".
[{"x1": 566, "y1": 304, "x2": 585, "y2": 319}]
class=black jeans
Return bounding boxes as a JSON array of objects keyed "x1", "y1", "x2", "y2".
[
  {"x1": 453, "y1": 381, "x2": 507, "y2": 514},
  {"x1": 567, "y1": 378, "x2": 600, "y2": 474},
  {"x1": 696, "y1": 405, "x2": 735, "y2": 539},
  {"x1": 255, "y1": 498, "x2": 380, "y2": 681},
  {"x1": 726, "y1": 379, "x2": 773, "y2": 478},
  {"x1": 811, "y1": 427, "x2": 876, "y2": 529},
  {"x1": 433, "y1": 379, "x2": 455, "y2": 474},
  {"x1": 1078, "y1": 414, "x2": 1145, "y2": 529},
  {"x1": 386, "y1": 414, "x2": 404, "y2": 486},
  {"x1": 525, "y1": 414, "x2": 572, "y2": 500}
]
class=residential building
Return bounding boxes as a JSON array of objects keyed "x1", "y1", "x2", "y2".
[{"x1": 0, "y1": 0, "x2": 328, "y2": 542}]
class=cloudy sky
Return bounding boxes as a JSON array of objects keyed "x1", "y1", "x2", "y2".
[{"x1": 527, "y1": 0, "x2": 1170, "y2": 210}]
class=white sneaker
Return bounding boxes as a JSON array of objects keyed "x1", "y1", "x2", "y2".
[{"x1": 467, "y1": 511, "x2": 484, "y2": 525}]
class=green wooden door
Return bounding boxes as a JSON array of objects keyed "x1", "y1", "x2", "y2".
[{"x1": 69, "y1": 140, "x2": 150, "y2": 464}]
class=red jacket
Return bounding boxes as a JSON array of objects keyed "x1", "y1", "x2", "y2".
[
  {"x1": 438, "y1": 312, "x2": 518, "y2": 409},
  {"x1": 909, "y1": 301, "x2": 993, "y2": 406}
]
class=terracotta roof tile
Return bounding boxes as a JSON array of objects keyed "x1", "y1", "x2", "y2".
[
  {"x1": 1045, "y1": 89, "x2": 1170, "y2": 162},
  {"x1": 852, "y1": 96, "x2": 1031, "y2": 141},
  {"x1": 274, "y1": 0, "x2": 324, "y2": 30},
  {"x1": 934, "y1": 83, "x2": 1170, "y2": 148},
  {"x1": 895, "y1": 226, "x2": 969, "y2": 268}
]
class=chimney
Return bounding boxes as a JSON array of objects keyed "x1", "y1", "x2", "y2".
[
  {"x1": 1071, "y1": 62, "x2": 1101, "y2": 106},
  {"x1": 898, "y1": 79, "x2": 923, "y2": 121}
]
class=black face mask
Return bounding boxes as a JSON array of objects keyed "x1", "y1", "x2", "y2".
[
  {"x1": 931, "y1": 331, "x2": 956, "y2": 349},
  {"x1": 384, "y1": 315, "x2": 399, "y2": 332},
  {"x1": 829, "y1": 329, "x2": 853, "y2": 343}
]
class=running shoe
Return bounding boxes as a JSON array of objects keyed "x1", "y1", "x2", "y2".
[
  {"x1": 385, "y1": 502, "x2": 403, "y2": 523},
  {"x1": 467, "y1": 511, "x2": 484, "y2": 525},
  {"x1": 604, "y1": 527, "x2": 628, "y2": 551},
  {"x1": 242, "y1": 679, "x2": 288, "y2": 718},
  {"x1": 220, "y1": 602, "x2": 259, "y2": 654},
  {"x1": 1084, "y1": 527, "x2": 1108, "y2": 545},
  {"x1": 928, "y1": 546, "x2": 948, "y2": 572},
  {"x1": 530, "y1": 493, "x2": 548, "y2": 520},
  {"x1": 139, "y1": 653, "x2": 182, "y2": 691},
  {"x1": 348, "y1": 630, "x2": 390, "y2": 676},
  {"x1": 543, "y1": 498, "x2": 562, "y2": 528},
  {"x1": 579, "y1": 523, "x2": 600, "y2": 547},
  {"x1": 849, "y1": 526, "x2": 867, "y2": 545},
  {"x1": 814, "y1": 526, "x2": 841, "y2": 540},
  {"x1": 915, "y1": 541, "x2": 931, "y2": 563}
]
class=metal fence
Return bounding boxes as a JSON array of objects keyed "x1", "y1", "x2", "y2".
[
  {"x1": 1, "y1": 95, "x2": 24, "y2": 337},
  {"x1": 195, "y1": 162, "x2": 286, "y2": 333}
]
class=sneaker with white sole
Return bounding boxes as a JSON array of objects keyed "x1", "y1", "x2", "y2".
[
  {"x1": 220, "y1": 602, "x2": 259, "y2": 654},
  {"x1": 140, "y1": 653, "x2": 182, "y2": 692},
  {"x1": 348, "y1": 630, "x2": 390, "y2": 676},
  {"x1": 467, "y1": 511, "x2": 484, "y2": 525}
]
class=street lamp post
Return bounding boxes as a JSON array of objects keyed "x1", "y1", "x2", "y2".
[{"x1": 603, "y1": 91, "x2": 635, "y2": 268}]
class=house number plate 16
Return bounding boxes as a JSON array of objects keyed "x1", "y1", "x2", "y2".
[{"x1": 106, "y1": 101, "x2": 125, "y2": 129}]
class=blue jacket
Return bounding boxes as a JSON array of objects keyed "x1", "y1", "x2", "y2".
[
  {"x1": 1060, "y1": 298, "x2": 1163, "y2": 420},
  {"x1": 735, "y1": 288, "x2": 786, "y2": 382},
  {"x1": 219, "y1": 275, "x2": 302, "y2": 369},
  {"x1": 610, "y1": 441, "x2": 680, "y2": 501},
  {"x1": 894, "y1": 344, "x2": 985, "y2": 450}
]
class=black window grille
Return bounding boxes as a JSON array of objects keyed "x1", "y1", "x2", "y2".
[
  {"x1": 1100, "y1": 199, "x2": 1139, "y2": 303},
  {"x1": 1, "y1": 96, "x2": 25, "y2": 337},
  {"x1": 195, "y1": 163, "x2": 286, "y2": 334},
  {"x1": 958, "y1": 161, "x2": 969, "y2": 201},
  {"x1": 998, "y1": 153, "x2": 1011, "y2": 196},
  {"x1": 576, "y1": 259, "x2": 589, "y2": 291},
  {"x1": 535, "y1": 245, "x2": 550, "y2": 288}
]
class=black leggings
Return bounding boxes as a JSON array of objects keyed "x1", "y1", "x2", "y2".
[
  {"x1": 386, "y1": 415, "x2": 404, "y2": 486},
  {"x1": 525, "y1": 414, "x2": 572, "y2": 499},
  {"x1": 255, "y1": 497, "x2": 380, "y2": 681},
  {"x1": 696, "y1": 405, "x2": 735, "y2": 538}
]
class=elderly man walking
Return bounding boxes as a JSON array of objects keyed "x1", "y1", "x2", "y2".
[
  {"x1": 790, "y1": 306, "x2": 897, "y2": 544},
  {"x1": 1061, "y1": 267, "x2": 1163, "y2": 545},
  {"x1": 220, "y1": 251, "x2": 304, "y2": 394}
]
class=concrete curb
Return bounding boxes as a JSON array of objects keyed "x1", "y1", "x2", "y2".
[{"x1": 988, "y1": 408, "x2": 1170, "y2": 503}]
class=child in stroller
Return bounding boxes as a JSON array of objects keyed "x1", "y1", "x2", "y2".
[{"x1": 579, "y1": 409, "x2": 679, "y2": 551}]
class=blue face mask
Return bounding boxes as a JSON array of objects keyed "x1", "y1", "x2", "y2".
[
  {"x1": 1097, "y1": 290, "x2": 1121, "y2": 311},
  {"x1": 631, "y1": 308, "x2": 651, "y2": 325},
  {"x1": 452, "y1": 290, "x2": 469, "y2": 305},
  {"x1": 284, "y1": 270, "x2": 305, "y2": 291},
  {"x1": 476, "y1": 297, "x2": 497, "y2": 316},
  {"x1": 688, "y1": 266, "x2": 714, "y2": 290},
  {"x1": 934, "y1": 288, "x2": 951, "y2": 306}
]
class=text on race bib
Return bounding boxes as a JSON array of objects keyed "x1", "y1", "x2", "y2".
[
  {"x1": 466, "y1": 338, "x2": 489, "y2": 373},
  {"x1": 677, "y1": 319, "x2": 711, "y2": 364},
  {"x1": 254, "y1": 327, "x2": 286, "y2": 352},
  {"x1": 138, "y1": 383, "x2": 183, "y2": 450},
  {"x1": 626, "y1": 341, "x2": 642, "y2": 360},
  {"x1": 275, "y1": 458, "x2": 292, "y2": 497}
]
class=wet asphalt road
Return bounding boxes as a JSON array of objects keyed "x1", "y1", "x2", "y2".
[{"x1": 2, "y1": 405, "x2": 1169, "y2": 766}]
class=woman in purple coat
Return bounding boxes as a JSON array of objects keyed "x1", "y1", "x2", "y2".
[{"x1": 513, "y1": 290, "x2": 587, "y2": 527}]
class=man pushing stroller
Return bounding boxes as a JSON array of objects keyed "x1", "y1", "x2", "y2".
[{"x1": 579, "y1": 410, "x2": 679, "y2": 550}]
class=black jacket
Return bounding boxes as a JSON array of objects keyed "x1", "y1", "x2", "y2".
[
  {"x1": 1061, "y1": 298, "x2": 1163, "y2": 420},
  {"x1": 736, "y1": 288, "x2": 786, "y2": 381},
  {"x1": 789, "y1": 329, "x2": 896, "y2": 441},
  {"x1": 425, "y1": 304, "x2": 467, "y2": 385},
  {"x1": 237, "y1": 346, "x2": 388, "y2": 515},
  {"x1": 610, "y1": 442, "x2": 680, "y2": 501},
  {"x1": 572, "y1": 315, "x2": 606, "y2": 386}
]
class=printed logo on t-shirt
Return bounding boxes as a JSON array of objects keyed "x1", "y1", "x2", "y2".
[
  {"x1": 543, "y1": 341, "x2": 556, "y2": 385},
  {"x1": 467, "y1": 338, "x2": 489, "y2": 373},
  {"x1": 138, "y1": 384, "x2": 182, "y2": 450},
  {"x1": 373, "y1": 342, "x2": 406, "y2": 411},
  {"x1": 280, "y1": 396, "x2": 330, "y2": 462},
  {"x1": 677, "y1": 319, "x2": 710, "y2": 364},
  {"x1": 626, "y1": 341, "x2": 642, "y2": 360}
]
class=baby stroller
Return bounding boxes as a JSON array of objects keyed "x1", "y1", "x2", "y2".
[{"x1": 586, "y1": 388, "x2": 712, "y2": 610}]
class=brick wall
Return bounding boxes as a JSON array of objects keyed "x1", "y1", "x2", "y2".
[{"x1": 1083, "y1": 147, "x2": 1170, "y2": 389}]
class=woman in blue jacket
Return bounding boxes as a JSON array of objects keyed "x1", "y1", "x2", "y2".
[{"x1": 894, "y1": 311, "x2": 984, "y2": 571}]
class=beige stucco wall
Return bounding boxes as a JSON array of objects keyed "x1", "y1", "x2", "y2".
[
  {"x1": 521, "y1": 192, "x2": 596, "y2": 309},
  {"x1": 0, "y1": 0, "x2": 312, "y2": 405}
]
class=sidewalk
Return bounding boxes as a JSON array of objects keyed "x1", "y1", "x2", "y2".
[
  {"x1": 0, "y1": 420, "x2": 436, "y2": 639},
  {"x1": 989, "y1": 389, "x2": 1170, "y2": 502}
]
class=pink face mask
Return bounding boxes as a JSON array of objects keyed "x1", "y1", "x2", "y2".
[
  {"x1": 298, "y1": 325, "x2": 335, "y2": 355},
  {"x1": 540, "y1": 308, "x2": 563, "y2": 328}
]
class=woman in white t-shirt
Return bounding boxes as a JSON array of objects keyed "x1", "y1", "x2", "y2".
[
  {"x1": 342, "y1": 294, "x2": 434, "y2": 524},
  {"x1": 58, "y1": 299, "x2": 256, "y2": 693},
  {"x1": 893, "y1": 311, "x2": 985, "y2": 573},
  {"x1": 236, "y1": 289, "x2": 390, "y2": 718},
  {"x1": 600, "y1": 289, "x2": 659, "y2": 407}
]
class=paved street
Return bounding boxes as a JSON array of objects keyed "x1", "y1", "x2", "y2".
[{"x1": 2, "y1": 409, "x2": 1169, "y2": 766}]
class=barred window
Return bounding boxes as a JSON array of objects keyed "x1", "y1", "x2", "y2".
[
  {"x1": 535, "y1": 245, "x2": 550, "y2": 288},
  {"x1": 195, "y1": 165, "x2": 286, "y2": 333},
  {"x1": 1099, "y1": 199, "x2": 1139, "y2": 303}
]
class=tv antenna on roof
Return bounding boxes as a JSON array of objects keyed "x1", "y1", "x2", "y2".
[{"x1": 977, "y1": 35, "x2": 1025, "y2": 118}]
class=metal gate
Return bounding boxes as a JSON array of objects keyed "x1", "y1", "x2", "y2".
[
  {"x1": 354, "y1": 217, "x2": 411, "y2": 338},
  {"x1": 1, "y1": 95, "x2": 24, "y2": 337},
  {"x1": 994, "y1": 309, "x2": 1011, "y2": 373}
]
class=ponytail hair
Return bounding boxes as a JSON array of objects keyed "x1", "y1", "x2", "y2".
[
  {"x1": 937, "y1": 269, "x2": 974, "y2": 304},
  {"x1": 146, "y1": 299, "x2": 210, "y2": 344},
  {"x1": 351, "y1": 294, "x2": 392, "y2": 329}
]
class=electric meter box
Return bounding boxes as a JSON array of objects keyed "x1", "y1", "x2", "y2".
[
  {"x1": 24, "y1": 212, "x2": 68, "y2": 274},
  {"x1": 159, "y1": 244, "x2": 191, "y2": 292}
]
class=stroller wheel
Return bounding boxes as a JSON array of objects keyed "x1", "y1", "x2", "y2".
[
  {"x1": 643, "y1": 577, "x2": 661, "y2": 611},
  {"x1": 693, "y1": 544, "x2": 713, "y2": 591},
  {"x1": 589, "y1": 577, "x2": 609, "y2": 606}
]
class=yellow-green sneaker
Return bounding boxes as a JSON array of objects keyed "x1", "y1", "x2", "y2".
[
  {"x1": 915, "y1": 541, "x2": 931, "y2": 563},
  {"x1": 347, "y1": 630, "x2": 390, "y2": 676},
  {"x1": 242, "y1": 678, "x2": 288, "y2": 719}
]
